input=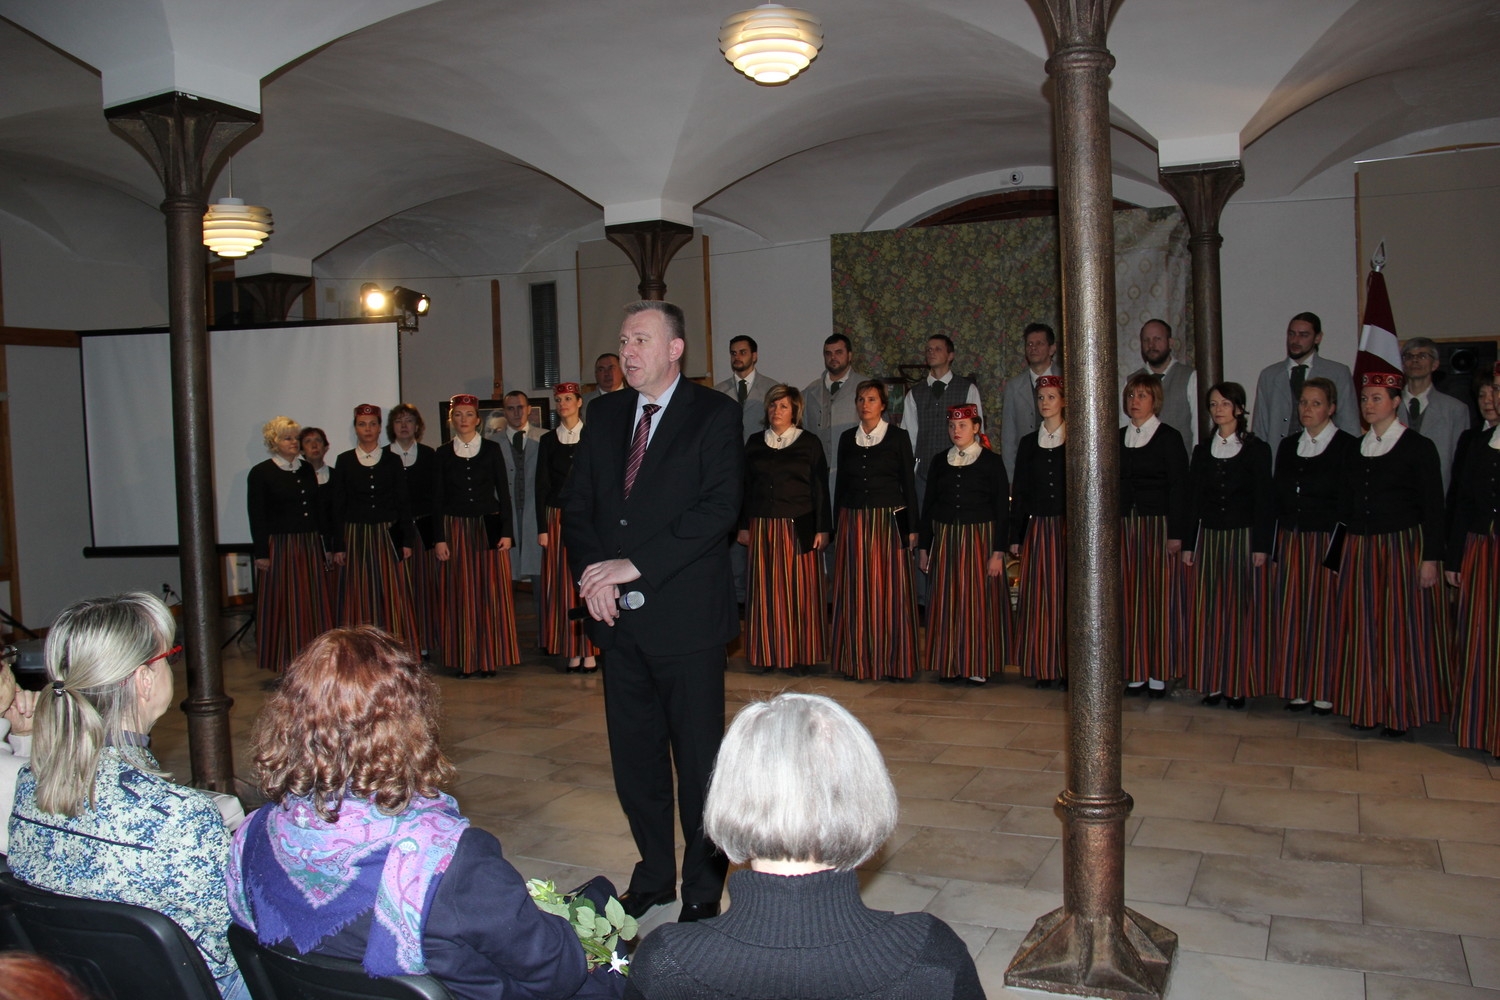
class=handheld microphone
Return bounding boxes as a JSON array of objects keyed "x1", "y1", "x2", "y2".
[{"x1": 568, "y1": 590, "x2": 646, "y2": 620}]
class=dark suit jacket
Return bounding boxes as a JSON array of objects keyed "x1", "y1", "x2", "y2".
[{"x1": 562, "y1": 377, "x2": 744, "y2": 656}]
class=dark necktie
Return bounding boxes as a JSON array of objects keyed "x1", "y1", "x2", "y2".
[
  {"x1": 931, "y1": 379, "x2": 946, "y2": 398},
  {"x1": 624, "y1": 404, "x2": 660, "y2": 499},
  {"x1": 1408, "y1": 397, "x2": 1423, "y2": 431},
  {"x1": 829, "y1": 379, "x2": 842, "y2": 396},
  {"x1": 1290, "y1": 363, "x2": 1307, "y2": 399},
  {"x1": 511, "y1": 431, "x2": 526, "y2": 518},
  {"x1": 737, "y1": 379, "x2": 748, "y2": 404},
  {"x1": 1153, "y1": 372, "x2": 1165, "y2": 381}
]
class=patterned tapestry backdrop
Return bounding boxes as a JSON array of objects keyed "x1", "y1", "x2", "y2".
[{"x1": 830, "y1": 207, "x2": 1192, "y2": 434}]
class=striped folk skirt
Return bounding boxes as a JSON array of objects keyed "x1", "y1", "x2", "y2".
[
  {"x1": 1186, "y1": 526, "x2": 1269, "y2": 699},
  {"x1": 540, "y1": 506, "x2": 598, "y2": 659},
  {"x1": 1270, "y1": 528, "x2": 1342, "y2": 703},
  {"x1": 1451, "y1": 531, "x2": 1500, "y2": 755},
  {"x1": 1121, "y1": 513, "x2": 1187, "y2": 684},
  {"x1": 409, "y1": 529, "x2": 442, "y2": 658},
  {"x1": 439, "y1": 515, "x2": 521, "y2": 675},
  {"x1": 1336, "y1": 526, "x2": 1452, "y2": 729},
  {"x1": 745, "y1": 516, "x2": 828, "y2": 669},
  {"x1": 337, "y1": 522, "x2": 419, "y2": 650},
  {"x1": 255, "y1": 531, "x2": 334, "y2": 672},
  {"x1": 1013, "y1": 515, "x2": 1066, "y2": 680},
  {"x1": 830, "y1": 507, "x2": 919, "y2": 680},
  {"x1": 925, "y1": 521, "x2": 1009, "y2": 679}
]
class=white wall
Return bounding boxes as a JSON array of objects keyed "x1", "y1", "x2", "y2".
[
  {"x1": 7, "y1": 344, "x2": 181, "y2": 628},
  {"x1": 0, "y1": 214, "x2": 167, "y2": 330},
  {"x1": 1220, "y1": 194, "x2": 1359, "y2": 402},
  {"x1": 708, "y1": 239, "x2": 834, "y2": 391}
]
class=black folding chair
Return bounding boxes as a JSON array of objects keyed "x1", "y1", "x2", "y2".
[
  {"x1": 0, "y1": 871, "x2": 220, "y2": 1000},
  {"x1": 229, "y1": 923, "x2": 455, "y2": 1000}
]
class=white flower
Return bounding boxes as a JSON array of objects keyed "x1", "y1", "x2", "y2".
[{"x1": 609, "y1": 953, "x2": 631, "y2": 975}]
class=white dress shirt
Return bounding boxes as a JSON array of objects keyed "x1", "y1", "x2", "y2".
[
  {"x1": 1124, "y1": 415, "x2": 1161, "y2": 449},
  {"x1": 1296, "y1": 422, "x2": 1337, "y2": 458},
  {"x1": 1360, "y1": 421, "x2": 1406, "y2": 458}
]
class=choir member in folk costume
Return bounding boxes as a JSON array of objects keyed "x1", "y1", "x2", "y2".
[
  {"x1": 329, "y1": 403, "x2": 420, "y2": 649},
  {"x1": 247, "y1": 415, "x2": 333, "y2": 672},
  {"x1": 1271, "y1": 377, "x2": 1357, "y2": 714},
  {"x1": 918, "y1": 404, "x2": 1009, "y2": 684},
  {"x1": 737, "y1": 384, "x2": 830, "y2": 676},
  {"x1": 433, "y1": 393, "x2": 520, "y2": 677},
  {"x1": 1446, "y1": 364, "x2": 1500, "y2": 757},
  {"x1": 1336, "y1": 371, "x2": 1450, "y2": 736},
  {"x1": 387, "y1": 403, "x2": 441, "y2": 660},
  {"x1": 830, "y1": 380, "x2": 920, "y2": 681},
  {"x1": 1119, "y1": 372, "x2": 1191, "y2": 698},
  {"x1": 1182, "y1": 383, "x2": 1274, "y2": 708},
  {"x1": 1009, "y1": 375, "x2": 1067, "y2": 687},
  {"x1": 536, "y1": 382, "x2": 599, "y2": 673}
]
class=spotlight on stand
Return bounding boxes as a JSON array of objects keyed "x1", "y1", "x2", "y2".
[
  {"x1": 392, "y1": 287, "x2": 431, "y2": 318},
  {"x1": 360, "y1": 283, "x2": 388, "y2": 315}
]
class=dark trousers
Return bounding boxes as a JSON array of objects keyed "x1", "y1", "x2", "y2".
[{"x1": 602, "y1": 635, "x2": 729, "y2": 904}]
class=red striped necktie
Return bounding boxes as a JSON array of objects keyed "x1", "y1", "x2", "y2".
[{"x1": 623, "y1": 403, "x2": 660, "y2": 499}]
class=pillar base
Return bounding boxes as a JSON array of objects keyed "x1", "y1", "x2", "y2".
[{"x1": 1005, "y1": 907, "x2": 1178, "y2": 1000}]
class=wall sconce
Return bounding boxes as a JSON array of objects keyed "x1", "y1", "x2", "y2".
[{"x1": 719, "y1": 4, "x2": 823, "y2": 85}]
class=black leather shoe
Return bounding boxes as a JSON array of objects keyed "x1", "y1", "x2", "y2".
[
  {"x1": 1350, "y1": 722, "x2": 1376, "y2": 732},
  {"x1": 1125, "y1": 683, "x2": 1147, "y2": 697},
  {"x1": 1226, "y1": 697, "x2": 1246, "y2": 710},
  {"x1": 1381, "y1": 727, "x2": 1408, "y2": 738},
  {"x1": 1033, "y1": 679, "x2": 1054, "y2": 690},
  {"x1": 1147, "y1": 686, "x2": 1168, "y2": 700},
  {"x1": 1200, "y1": 693, "x2": 1222, "y2": 707},
  {"x1": 1310, "y1": 705, "x2": 1333, "y2": 717},
  {"x1": 1284, "y1": 700, "x2": 1309, "y2": 712},
  {"x1": 677, "y1": 901, "x2": 720, "y2": 923},
  {"x1": 618, "y1": 888, "x2": 676, "y2": 919}
]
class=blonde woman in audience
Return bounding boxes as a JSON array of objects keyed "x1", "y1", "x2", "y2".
[{"x1": 5, "y1": 593, "x2": 245, "y2": 999}]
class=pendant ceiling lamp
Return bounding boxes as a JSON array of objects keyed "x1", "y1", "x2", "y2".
[
  {"x1": 203, "y1": 162, "x2": 272, "y2": 259},
  {"x1": 719, "y1": 4, "x2": 823, "y2": 85}
]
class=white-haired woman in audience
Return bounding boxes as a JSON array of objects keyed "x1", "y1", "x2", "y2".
[
  {"x1": 247, "y1": 414, "x2": 334, "y2": 672},
  {"x1": 6, "y1": 593, "x2": 246, "y2": 999},
  {"x1": 625, "y1": 693, "x2": 983, "y2": 1000}
]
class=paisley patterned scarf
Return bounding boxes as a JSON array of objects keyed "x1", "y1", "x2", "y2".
[{"x1": 227, "y1": 793, "x2": 469, "y2": 976}]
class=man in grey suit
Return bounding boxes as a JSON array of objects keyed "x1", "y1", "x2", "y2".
[
  {"x1": 582, "y1": 353, "x2": 623, "y2": 414},
  {"x1": 1000, "y1": 321, "x2": 1060, "y2": 474},
  {"x1": 1399, "y1": 336, "x2": 1472, "y2": 491},
  {"x1": 803, "y1": 333, "x2": 865, "y2": 502},
  {"x1": 495, "y1": 389, "x2": 544, "y2": 638},
  {"x1": 715, "y1": 335, "x2": 781, "y2": 441},
  {"x1": 1251, "y1": 311, "x2": 1360, "y2": 455},
  {"x1": 1126, "y1": 318, "x2": 1196, "y2": 458}
]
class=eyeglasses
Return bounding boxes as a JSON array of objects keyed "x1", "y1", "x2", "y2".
[
  {"x1": 1400, "y1": 351, "x2": 1435, "y2": 362},
  {"x1": 145, "y1": 644, "x2": 183, "y2": 667}
]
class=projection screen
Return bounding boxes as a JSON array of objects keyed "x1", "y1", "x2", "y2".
[{"x1": 80, "y1": 320, "x2": 401, "y2": 551}]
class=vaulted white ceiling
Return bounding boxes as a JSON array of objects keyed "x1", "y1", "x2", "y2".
[{"x1": 1, "y1": 0, "x2": 1497, "y2": 279}]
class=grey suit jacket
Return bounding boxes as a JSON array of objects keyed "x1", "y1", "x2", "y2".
[
  {"x1": 1400, "y1": 388, "x2": 1472, "y2": 493},
  {"x1": 1251, "y1": 353, "x2": 1359, "y2": 454},
  {"x1": 1000, "y1": 364, "x2": 1057, "y2": 474},
  {"x1": 492, "y1": 427, "x2": 542, "y2": 576},
  {"x1": 715, "y1": 371, "x2": 783, "y2": 441}
]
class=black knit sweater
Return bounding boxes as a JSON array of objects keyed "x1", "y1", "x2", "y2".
[{"x1": 623, "y1": 868, "x2": 984, "y2": 1000}]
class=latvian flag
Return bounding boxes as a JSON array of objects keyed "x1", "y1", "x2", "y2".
[{"x1": 1354, "y1": 244, "x2": 1401, "y2": 384}]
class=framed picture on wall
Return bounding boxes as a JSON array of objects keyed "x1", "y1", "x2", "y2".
[{"x1": 437, "y1": 397, "x2": 553, "y2": 443}]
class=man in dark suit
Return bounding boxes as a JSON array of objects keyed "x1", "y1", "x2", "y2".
[{"x1": 563, "y1": 300, "x2": 743, "y2": 924}]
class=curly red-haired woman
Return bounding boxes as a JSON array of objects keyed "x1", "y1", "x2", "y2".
[{"x1": 228, "y1": 627, "x2": 624, "y2": 1000}]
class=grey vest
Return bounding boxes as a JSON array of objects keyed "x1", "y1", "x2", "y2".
[
  {"x1": 1133, "y1": 363, "x2": 1194, "y2": 457},
  {"x1": 908, "y1": 372, "x2": 978, "y2": 472}
]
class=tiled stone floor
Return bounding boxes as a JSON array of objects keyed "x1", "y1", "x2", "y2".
[{"x1": 153, "y1": 610, "x2": 1500, "y2": 1000}]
